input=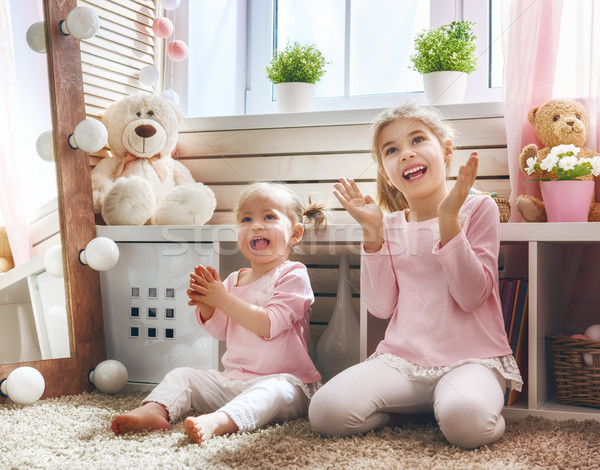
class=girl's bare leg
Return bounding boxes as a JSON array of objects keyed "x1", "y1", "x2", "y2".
[
  {"x1": 184, "y1": 411, "x2": 238, "y2": 443},
  {"x1": 111, "y1": 402, "x2": 170, "y2": 435}
]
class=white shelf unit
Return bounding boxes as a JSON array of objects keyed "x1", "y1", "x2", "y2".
[
  {"x1": 498, "y1": 222, "x2": 600, "y2": 421},
  {"x1": 97, "y1": 223, "x2": 600, "y2": 421}
]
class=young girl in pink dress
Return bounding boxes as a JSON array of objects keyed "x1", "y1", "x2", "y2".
[
  {"x1": 309, "y1": 102, "x2": 522, "y2": 449},
  {"x1": 111, "y1": 182, "x2": 326, "y2": 443}
]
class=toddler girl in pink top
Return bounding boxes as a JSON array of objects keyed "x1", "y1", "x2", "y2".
[
  {"x1": 309, "y1": 102, "x2": 522, "y2": 449},
  {"x1": 111, "y1": 182, "x2": 326, "y2": 443}
]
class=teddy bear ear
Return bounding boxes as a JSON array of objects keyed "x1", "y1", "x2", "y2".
[{"x1": 528, "y1": 106, "x2": 540, "y2": 125}]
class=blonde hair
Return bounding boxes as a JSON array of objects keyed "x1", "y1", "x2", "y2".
[
  {"x1": 371, "y1": 102, "x2": 455, "y2": 213},
  {"x1": 235, "y1": 182, "x2": 328, "y2": 234}
]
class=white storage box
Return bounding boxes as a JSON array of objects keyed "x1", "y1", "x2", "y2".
[{"x1": 99, "y1": 241, "x2": 219, "y2": 385}]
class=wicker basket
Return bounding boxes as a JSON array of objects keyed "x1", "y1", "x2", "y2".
[
  {"x1": 471, "y1": 191, "x2": 511, "y2": 222},
  {"x1": 491, "y1": 194, "x2": 511, "y2": 223},
  {"x1": 547, "y1": 335, "x2": 600, "y2": 408}
]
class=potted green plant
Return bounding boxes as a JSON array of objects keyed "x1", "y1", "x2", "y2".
[
  {"x1": 265, "y1": 42, "x2": 328, "y2": 112},
  {"x1": 409, "y1": 20, "x2": 478, "y2": 105}
]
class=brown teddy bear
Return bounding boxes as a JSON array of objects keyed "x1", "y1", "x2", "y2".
[
  {"x1": 0, "y1": 226, "x2": 15, "y2": 273},
  {"x1": 516, "y1": 98, "x2": 600, "y2": 222}
]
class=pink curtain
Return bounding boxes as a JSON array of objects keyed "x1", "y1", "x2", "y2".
[
  {"x1": 502, "y1": 0, "x2": 600, "y2": 334},
  {"x1": 0, "y1": 2, "x2": 33, "y2": 266},
  {"x1": 502, "y1": 0, "x2": 564, "y2": 219}
]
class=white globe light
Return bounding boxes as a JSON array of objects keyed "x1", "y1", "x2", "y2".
[
  {"x1": 89, "y1": 360, "x2": 128, "y2": 394},
  {"x1": 139, "y1": 65, "x2": 159, "y2": 87},
  {"x1": 162, "y1": 0, "x2": 181, "y2": 11},
  {"x1": 60, "y1": 6, "x2": 100, "y2": 40},
  {"x1": 68, "y1": 118, "x2": 108, "y2": 153},
  {"x1": 44, "y1": 245, "x2": 64, "y2": 278},
  {"x1": 79, "y1": 237, "x2": 119, "y2": 271},
  {"x1": 36, "y1": 130, "x2": 55, "y2": 162},
  {"x1": 161, "y1": 89, "x2": 180, "y2": 106},
  {"x1": 26, "y1": 21, "x2": 46, "y2": 53},
  {"x1": 0, "y1": 367, "x2": 45, "y2": 405}
]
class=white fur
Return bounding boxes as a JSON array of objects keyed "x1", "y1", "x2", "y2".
[{"x1": 91, "y1": 92, "x2": 216, "y2": 225}]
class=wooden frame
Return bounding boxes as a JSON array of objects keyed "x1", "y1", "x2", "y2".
[{"x1": 0, "y1": 0, "x2": 105, "y2": 402}]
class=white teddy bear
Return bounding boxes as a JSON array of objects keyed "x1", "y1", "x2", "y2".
[{"x1": 91, "y1": 92, "x2": 216, "y2": 225}]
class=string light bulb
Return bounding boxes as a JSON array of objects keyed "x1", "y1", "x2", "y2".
[
  {"x1": 162, "y1": 0, "x2": 181, "y2": 11},
  {"x1": 167, "y1": 40, "x2": 188, "y2": 61}
]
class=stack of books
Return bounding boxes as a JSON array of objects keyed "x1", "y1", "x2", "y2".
[{"x1": 499, "y1": 278, "x2": 529, "y2": 406}]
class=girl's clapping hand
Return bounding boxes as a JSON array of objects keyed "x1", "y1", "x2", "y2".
[
  {"x1": 438, "y1": 153, "x2": 479, "y2": 219},
  {"x1": 333, "y1": 178, "x2": 383, "y2": 230}
]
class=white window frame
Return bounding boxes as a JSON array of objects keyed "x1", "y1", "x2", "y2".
[{"x1": 171, "y1": 0, "x2": 501, "y2": 118}]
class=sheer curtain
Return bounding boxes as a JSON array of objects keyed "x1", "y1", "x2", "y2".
[
  {"x1": 1, "y1": 1, "x2": 56, "y2": 267},
  {"x1": 502, "y1": 0, "x2": 600, "y2": 333},
  {"x1": 0, "y1": 1, "x2": 33, "y2": 266},
  {"x1": 502, "y1": 0, "x2": 564, "y2": 216}
]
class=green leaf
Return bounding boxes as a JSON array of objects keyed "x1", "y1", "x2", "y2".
[
  {"x1": 524, "y1": 177, "x2": 553, "y2": 182},
  {"x1": 265, "y1": 42, "x2": 329, "y2": 84},
  {"x1": 409, "y1": 20, "x2": 478, "y2": 74}
]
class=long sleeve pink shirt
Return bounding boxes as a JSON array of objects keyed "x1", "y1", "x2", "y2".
[
  {"x1": 362, "y1": 195, "x2": 512, "y2": 367},
  {"x1": 197, "y1": 260, "x2": 321, "y2": 384}
]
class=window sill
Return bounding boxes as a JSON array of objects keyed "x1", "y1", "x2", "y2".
[{"x1": 179, "y1": 101, "x2": 505, "y2": 133}]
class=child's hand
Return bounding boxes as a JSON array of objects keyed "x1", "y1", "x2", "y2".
[
  {"x1": 187, "y1": 265, "x2": 216, "y2": 321},
  {"x1": 334, "y1": 178, "x2": 384, "y2": 251},
  {"x1": 438, "y1": 153, "x2": 478, "y2": 219},
  {"x1": 334, "y1": 177, "x2": 383, "y2": 229},
  {"x1": 437, "y1": 153, "x2": 478, "y2": 246},
  {"x1": 188, "y1": 265, "x2": 228, "y2": 311},
  {"x1": 187, "y1": 265, "x2": 205, "y2": 305}
]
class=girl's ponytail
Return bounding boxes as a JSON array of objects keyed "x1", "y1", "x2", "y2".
[{"x1": 302, "y1": 197, "x2": 329, "y2": 235}]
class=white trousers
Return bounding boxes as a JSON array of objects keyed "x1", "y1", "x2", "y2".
[
  {"x1": 143, "y1": 367, "x2": 308, "y2": 432},
  {"x1": 309, "y1": 357, "x2": 506, "y2": 449}
]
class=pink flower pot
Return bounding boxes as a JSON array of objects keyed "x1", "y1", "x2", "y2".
[{"x1": 540, "y1": 180, "x2": 595, "y2": 222}]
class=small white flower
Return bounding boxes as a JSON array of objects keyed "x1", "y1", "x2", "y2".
[
  {"x1": 589, "y1": 156, "x2": 600, "y2": 177},
  {"x1": 540, "y1": 154, "x2": 559, "y2": 171},
  {"x1": 550, "y1": 144, "x2": 580, "y2": 158},
  {"x1": 558, "y1": 155, "x2": 578, "y2": 171},
  {"x1": 525, "y1": 157, "x2": 538, "y2": 175}
]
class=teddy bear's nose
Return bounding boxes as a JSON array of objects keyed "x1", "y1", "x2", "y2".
[
  {"x1": 135, "y1": 124, "x2": 157, "y2": 138},
  {"x1": 566, "y1": 121, "x2": 575, "y2": 126}
]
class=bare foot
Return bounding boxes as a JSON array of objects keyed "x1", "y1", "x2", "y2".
[
  {"x1": 111, "y1": 402, "x2": 170, "y2": 435},
  {"x1": 184, "y1": 412, "x2": 238, "y2": 443}
]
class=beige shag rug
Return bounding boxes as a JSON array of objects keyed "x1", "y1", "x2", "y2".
[{"x1": 1, "y1": 391, "x2": 599, "y2": 469}]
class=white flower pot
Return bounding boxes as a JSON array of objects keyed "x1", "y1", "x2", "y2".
[
  {"x1": 422, "y1": 71, "x2": 467, "y2": 105},
  {"x1": 274, "y1": 82, "x2": 315, "y2": 113}
]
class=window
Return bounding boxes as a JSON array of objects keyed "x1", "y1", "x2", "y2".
[
  {"x1": 489, "y1": 0, "x2": 504, "y2": 89},
  {"x1": 170, "y1": 0, "x2": 500, "y2": 117}
]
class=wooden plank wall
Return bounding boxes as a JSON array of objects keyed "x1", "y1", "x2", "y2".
[
  {"x1": 176, "y1": 117, "x2": 509, "y2": 225},
  {"x1": 172, "y1": 116, "x2": 509, "y2": 342}
]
